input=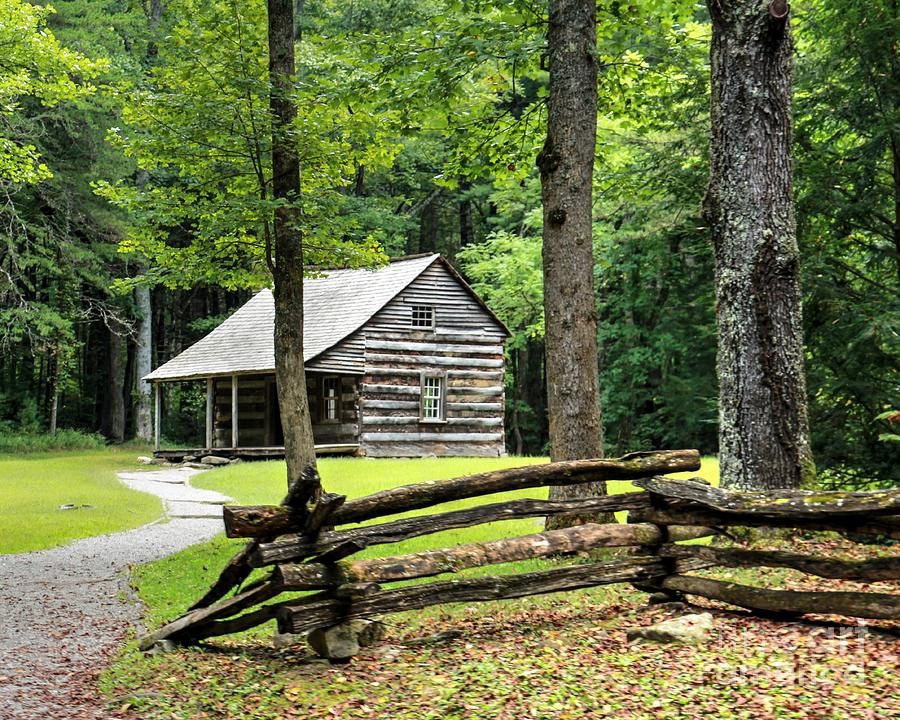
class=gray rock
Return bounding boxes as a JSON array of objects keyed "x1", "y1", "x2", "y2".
[
  {"x1": 626, "y1": 612, "x2": 713, "y2": 645},
  {"x1": 147, "y1": 639, "x2": 179, "y2": 655},
  {"x1": 307, "y1": 623, "x2": 360, "y2": 661},
  {"x1": 272, "y1": 632, "x2": 300, "y2": 649},
  {"x1": 136, "y1": 456, "x2": 155, "y2": 465},
  {"x1": 182, "y1": 455, "x2": 197, "y2": 463},
  {"x1": 200, "y1": 455, "x2": 231, "y2": 466},
  {"x1": 186, "y1": 462, "x2": 209, "y2": 470},
  {"x1": 348, "y1": 618, "x2": 386, "y2": 647}
]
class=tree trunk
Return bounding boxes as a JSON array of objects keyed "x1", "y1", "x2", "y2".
[
  {"x1": 537, "y1": 0, "x2": 610, "y2": 528},
  {"x1": 266, "y1": 0, "x2": 318, "y2": 496},
  {"x1": 458, "y1": 176, "x2": 475, "y2": 249},
  {"x1": 704, "y1": 0, "x2": 814, "y2": 490},
  {"x1": 133, "y1": 287, "x2": 153, "y2": 441},
  {"x1": 102, "y1": 319, "x2": 125, "y2": 442},
  {"x1": 47, "y1": 345, "x2": 60, "y2": 434}
]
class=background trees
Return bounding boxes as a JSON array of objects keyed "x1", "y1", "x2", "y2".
[{"x1": 0, "y1": 0, "x2": 896, "y2": 489}]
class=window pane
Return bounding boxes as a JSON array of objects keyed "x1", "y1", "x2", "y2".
[
  {"x1": 412, "y1": 305, "x2": 434, "y2": 328},
  {"x1": 422, "y1": 375, "x2": 443, "y2": 419},
  {"x1": 323, "y1": 378, "x2": 338, "y2": 420}
]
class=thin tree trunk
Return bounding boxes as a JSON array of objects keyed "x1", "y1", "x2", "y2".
[
  {"x1": 537, "y1": 0, "x2": 611, "y2": 527},
  {"x1": 703, "y1": 0, "x2": 814, "y2": 490},
  {"x1": 267, "y1": 0, "x2": 318, "y2": 497},
  {"x1": 134, "y1": 285, "x2": 153, "y2": 440},
  {"x1": 47, "y1": 345, "x2": 60, "y2": 434}
]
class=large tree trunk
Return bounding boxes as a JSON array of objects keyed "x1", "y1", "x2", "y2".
[
  {"x1": 537, "y1": 0, "x2": 610, "y2": 527},
  {"x1": 133, "y1": 285, "x2": 153, "y2": 441},
  {"x1": 266, "y1": 0, "x2": 318, "y2": 496},
  {"x1": 101, "y1": 319, "x2": 125, "y2": 443},
  {"x1": 704, "y1": 1, "x2": 814, "y2": 490}
]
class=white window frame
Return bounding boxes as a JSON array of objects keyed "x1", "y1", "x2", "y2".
[
  {"x1": 419, "y1": 371, "x2": 447, "y2": 423},
  {"x1": 321, "y1": 376, "x2": 340, "y2": 423},
  {"x1": 411, "y1": 305, "x2": 435, "y2": 329}
]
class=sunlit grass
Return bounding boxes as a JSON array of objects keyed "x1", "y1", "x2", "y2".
[{"x1": 0, "y1": 448, "x2": 163, "y2": 554}]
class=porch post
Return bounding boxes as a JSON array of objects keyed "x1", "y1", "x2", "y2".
[
  {"x1": 154, "y1": 382, "x2": 161, "y2": 451},
  {"x1": 206, "y1": 378, "x2": 214, "y2": 449},
  {"x1": 231, "y1": 374, "x2": 239, "y2": 448}
]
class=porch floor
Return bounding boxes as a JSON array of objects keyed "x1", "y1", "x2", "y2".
[{"x1": 153, "y1": 444, "x2": 360, "y2": 462}]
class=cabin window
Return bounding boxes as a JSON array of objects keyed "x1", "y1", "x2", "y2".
[
  {"x1": 420, "y1": 372, "x2": 446, "y2": 422},
  {"x1": 411, "y1": 305, "x2": 434, "y2": 329},
  {"x1": 321, "y1": 376, "x2": 340, "y2": 422}
]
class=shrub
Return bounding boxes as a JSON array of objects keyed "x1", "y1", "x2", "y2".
[{"x1": 0, "y1": 429, "x2": 107, "y2": 454}]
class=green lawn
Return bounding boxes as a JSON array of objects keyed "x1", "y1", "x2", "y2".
[
  {"x1": 0, "y1": 448, "x2": 164, "y2": 554},
  {"x1": 134, "y1": 455, "x2": 720, "y2": 627}
]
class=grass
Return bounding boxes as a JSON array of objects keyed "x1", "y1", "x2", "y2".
[{"x1": 0, "y1": 447, "x2": 164, "y2": 554}]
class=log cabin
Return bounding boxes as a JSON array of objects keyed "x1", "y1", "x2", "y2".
[{"x1": 146, "y1": 254, "x2": 509, "y2": 459}]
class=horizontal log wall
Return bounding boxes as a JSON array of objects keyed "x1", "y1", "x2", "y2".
[{"x1": 360, "y1": 260, "x2": 507, "y2": 458}]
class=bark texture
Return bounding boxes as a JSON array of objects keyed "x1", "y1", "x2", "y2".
[
  {"x1": 704, "y1": 1, "x2": 814, "y2": 490},
  {"x1": 538, "y1": 0, "x2": 609, "y2": 526},
  {"x1": 133, "y1": 285, "x2": 153, "y2": 441},
  {"x1": 267, "y1": 0, "x2": 318, "y2": 496}
]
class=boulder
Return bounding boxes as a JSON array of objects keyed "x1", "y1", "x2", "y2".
[
  {"x1": 136, "y1": 456, "x2": 154, "y2": 465},
  {"x1": 307, "y1": 624, "x2": 360, "y2": 661},
  {"x1": 200, "y1": 455, "x2": 231, "y2": 466},
  {"x1": 347, "y1": 618, "x2": 386, "y2": 647},
  {"x1": 626, "y1": 613, "x2": 713, "y2": 645},
  {"x1": 182, "y1": 455, "x2": 197, "y2": 463},
  {"x1": 305, "y1": 619, "x2": 385, "y2": 660}
]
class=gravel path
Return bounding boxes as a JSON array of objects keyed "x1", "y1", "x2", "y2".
[{"x1": 0, "y1": 466, "x2": 231, "y2": 719}]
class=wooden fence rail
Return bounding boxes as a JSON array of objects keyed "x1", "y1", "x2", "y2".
[{"x1": 139, "y1": 450, "x2": 900, "y2": 655}]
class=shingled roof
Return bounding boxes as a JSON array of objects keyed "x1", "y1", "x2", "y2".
[{"x1": 145, "y1": 254, "x2": 443, "y2": 382}]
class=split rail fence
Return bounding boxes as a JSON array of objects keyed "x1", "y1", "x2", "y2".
[{"x1": 140, "y1": 449, "x2": 900, "y2": 652}]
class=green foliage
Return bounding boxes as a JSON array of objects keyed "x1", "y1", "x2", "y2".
[
  {"x1": 97, "y1": 0, "x2": 398, "y2": 291},
  {"x1": 793, "y1": 0, "x2": 900, "y2": 487},
  {"x1": 0, "y1": 0, "x2": 106, "y2": 183},
  {"x1": 0, "y1": 428, "x2": 106, "y2": 453}
]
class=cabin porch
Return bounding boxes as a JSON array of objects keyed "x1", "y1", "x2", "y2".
[{"x1": 151, "y1": 371, "x2": 361, "y2": 458}]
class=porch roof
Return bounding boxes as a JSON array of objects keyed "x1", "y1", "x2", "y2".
[{"x1": 145, "y1": 254, "x2": 440, "y2": 382}]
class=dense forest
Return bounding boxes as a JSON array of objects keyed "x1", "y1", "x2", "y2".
[{"x1": 0, "y1": 0, "x2": 897, "y2": 487}]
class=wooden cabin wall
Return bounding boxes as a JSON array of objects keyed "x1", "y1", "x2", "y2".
[{"x1": 359, "y1": 262, "x2": 506, "y2": 457}]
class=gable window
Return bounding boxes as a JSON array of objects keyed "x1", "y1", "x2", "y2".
[
  {"x1": 411, "y1": 305, "x2": 434, "y2": 329},
  {"x1": 420, "y1": 372, "x2": 446, "y2": 422},
  {"x1": 321, "y1": 376, "x2": 339, "y2": 422}
]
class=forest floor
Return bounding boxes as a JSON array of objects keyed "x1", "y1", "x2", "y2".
[
  {"x1": 100, "y1": 457, "x2": 898, "y2": 719},
  {"x1": 0, "y1": 466, "x2": 227, "y2": 720},
  {"x1": 101, "y1": 533, "x2": 899, "y2": 720}
]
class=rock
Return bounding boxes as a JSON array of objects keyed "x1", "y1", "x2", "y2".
[
  {"x1": 147, "y1": 639, "x2": 179, "y2": 655},
  {"x1": 272, "y1": 632, "x2": 300, "y2": 649},
  {"x1": 200, "y1": 455, "x2": 231, "y2": 466},
  {"x1": 347, "y1": 618, "x2": 386, "y2": 647},
  {"x1": 136, "y1": 455, "x2": 154, "y2": 465},
  {"x1": 626, "y1": 613, "x2": 713, "y2": 645},
  {"x1": 307, "y1": 623, "x2": 360, "y2": 661},
  {"x1": 186, "y1": 462, "x2": 209, "y2": 470},
  {"x1": 182, "y1": 455, "x2": 197, "y2": 462}
]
